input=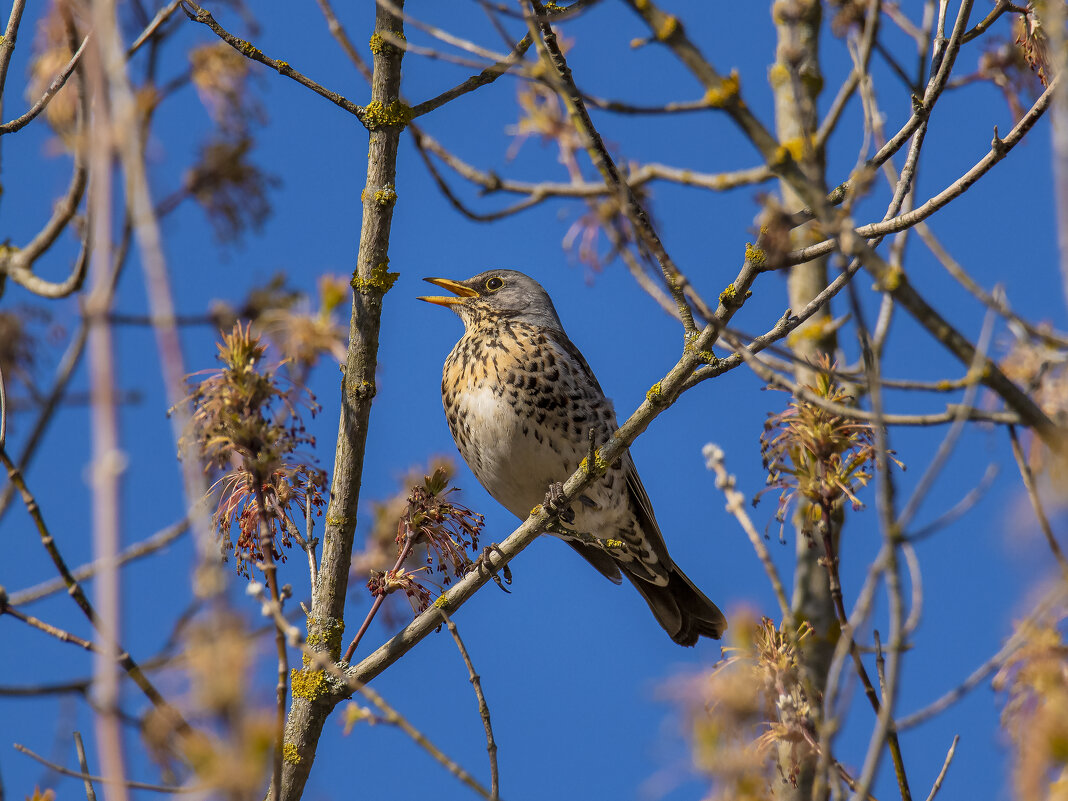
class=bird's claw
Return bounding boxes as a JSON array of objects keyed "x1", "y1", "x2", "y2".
[
  {"x1": 543, "y1": 481, "x2": 575, "y2": 524},
  {"x1": 468, "y1": 543, "x2": 512, "y2": 593}
]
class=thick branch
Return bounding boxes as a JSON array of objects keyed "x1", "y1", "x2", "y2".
[{"x1": 277, "y1": 1, "x2": 407, "y2": 797}]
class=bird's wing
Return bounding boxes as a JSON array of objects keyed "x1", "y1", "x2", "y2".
[
  {"x1": 550, "y1": 330, "x2": 674, "y2": 576},
  {"x1": 623, "y1": 457, "x2": 675, "y2": 580},
  {"x1": 550, "y1": 330, "x2": 609, "y2": 398}
]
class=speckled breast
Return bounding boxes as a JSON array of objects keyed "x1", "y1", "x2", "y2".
[{"x1": 440, "y1": 319, "x2": 616, "y2": 519}]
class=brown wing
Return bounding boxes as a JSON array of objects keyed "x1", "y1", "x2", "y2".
[
  {"x1": 551, "y1": 329, "x2": 727, "y2": 642},
  {"x1": 623, "y1": 456, "x2": 728, "y2": 644}
]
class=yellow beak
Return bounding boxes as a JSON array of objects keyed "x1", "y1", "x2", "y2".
[{"x1": 417, "y1": 277, "x2": 478, "y2": 307}]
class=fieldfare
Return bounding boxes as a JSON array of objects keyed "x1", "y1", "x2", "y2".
[{"x1": 419, "y1": 270, "x2": 726, "y2": 645}]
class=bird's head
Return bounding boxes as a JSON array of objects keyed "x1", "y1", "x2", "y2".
[{"x1": 418, "y1": 270, "x2": 565, "y2": 332}]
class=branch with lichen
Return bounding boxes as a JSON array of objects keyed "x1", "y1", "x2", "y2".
[
  {"x1": 276, "y1": 0, "x2": 407, "y2": 797},
  {"x1": 179, "y1": 0, "x2": 365, "y2": 122},
  {"x1": 523, "y1": 0, "x2": 699, "y2": 335}
]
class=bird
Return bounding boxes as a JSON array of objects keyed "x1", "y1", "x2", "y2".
[{"x1": 418, "y1": 269, "x2": 727, "y2": 645}]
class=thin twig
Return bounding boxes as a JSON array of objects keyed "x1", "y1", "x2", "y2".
[
  {"x1": 179, "y1": 0, "x2": 364, "y2": 121},
  {"x1": 524, "y1": 0, "x2": 698, "y2": 335},
  {"x1": 923, "y1": 735, "x2": 959, "y2": 801},
  {"x1": 2, "y1": 603, "x2": 96, "y2": 651},
  {"x1": 253, "y1": 485, "x2": 288, "y2": 801},
  {"x1": 702, "y1": 444, "x2": 791, "y2": 621},
  {"x1": 313, "y1": 0, "x2": 373, "y2": 81},
  {"x1": 0, "y1": 446, "x2": 192, "y2": 734},
  {"x1": 895, "y1": 307, "x2": 995, "y2": 531},
  {"x1": 906, "y1": 463, "x2": 998, "y2": 542},
  {"x1": 0, "y1": 360, "x2": 6, "y2": 449},
  {"x1": 0, "y1": 33, "x2": 88, "y2": 135},
  {"x1": 0, "y1": 0, "x2": 28, "y2": 177},
  {"x1": 351, "y1": 682, "x2": 495, "y2": 800},
  {"x1": 1008, "y1": 425, "x2": 1068, "y2": 580},
  {"x1": 9, "y1": 519, "x2": 189, "y2": 606},
  {"x1": 343, "y1": 535, "x2": 415, "y2": 662},
  {"x1": 917, "y1": 222, "x2": 1068, "y2": 348},
  {"x1": 898, "y1": 583, "x2": 1067, "y2": 730},
  {"x1": 126, "y1": 0, "x2": 182, "y2": 55},
  {"x1": 412, "y1": 34, "x2": 533, "y2": 118},
  {"x1": 786, "y1": 76, "x2": 1058, "y2": 268},
  {"x1": 73, "y1": 732, "x2": 98, "y2": 801},
  {"x1": 247, "y1": 583, "x2": 496, "y2": 801},
  {"x1": 438, "y1": 610, "x2": 499, "y2": 800},
  {"x1": 13, "y1": 744, "x2": 194, "y2": 794}
]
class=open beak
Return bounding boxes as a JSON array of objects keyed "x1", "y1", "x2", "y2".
[{"x1": 417, "y1": 277, "x2": 478, "y2": 307}]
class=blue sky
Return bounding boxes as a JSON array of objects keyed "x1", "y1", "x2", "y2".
[{"x1": 2, "y1": 1, "x2": 1066, "y2": 800}]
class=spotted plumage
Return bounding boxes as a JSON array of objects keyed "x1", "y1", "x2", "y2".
[{"x1": 419, "y1": 270, "x2": 726, "y2": 645}]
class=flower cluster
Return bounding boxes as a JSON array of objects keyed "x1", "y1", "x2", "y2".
[
  {"x1": 1000, "y1": 329, "x2": 1068, "y2": 477},
  {"x1": 189, "y1": 41, "x2": 265, "y2": 137},
  {"x1": 142, "y1": 613, "x2": 274, "y2": 795},
  {"x1": 363, "y1": 466, "x2": 484, "y2": 614},
  {"x1": 256, "y1": 274, "x2": 349, "y2": 380},
  {"x1": 186, "y1": 40, "x2": 275, "y2": 243},
  {"x1": 181, "y1": 323, "x2": 326, "y2": 576},
  {"x1": 757, "y1": 356, "x2": 892, "y2": 540},
  {"x1": 673, "y1": 614, "x2": 816, "y2": 800},
  {"x1": 994, "y1": 605, "x2": 1068, "y2": 801},
  {"x1": 184, "y1": 137, "x2": 279, "y2": 243},
  {"x1": 353, "y1": 457, "x2": 453, "y2": 619},
  {"x1": 27, "y1": 1, "x2": 86, "y2": 146}
]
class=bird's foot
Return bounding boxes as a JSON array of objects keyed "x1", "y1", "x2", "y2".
[
  {"x1": 546, "y1": 522, "x2": 626, "y2": 553},
  {"x1": 542, "y1": 482, "x2": 575, "y2": 524},
  {"x1": 468, "y1": 543, "x2": 512, "y2": 593}
]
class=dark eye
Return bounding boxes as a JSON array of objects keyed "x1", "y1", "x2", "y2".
[{"x1": 485, "y1": 276, "x2": 504, "y2": 292}]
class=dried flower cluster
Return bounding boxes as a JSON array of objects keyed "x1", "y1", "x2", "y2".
[
  {"x1": 956, "y1": 6, "x2": 1049, "y2": 122},
  {"x1": 674, "y1": 614, "x2": 816, "y2": 800},
  {"x1": 364, "y1": 466, "x2": 483, "y2": 614},
  {"x1": 758, "y1": 357, "x2": 891, "y2": 539},
  {"x1": 1017, "y1": 4, "x2": 1051, "y2": 87},
  {"x1": 352, "y1": 457, "x2": 454, "y2": 619},
  {"x1": 186, "y1": 41, "x2": 275, "y2": 242},
  {"x1": 1000, "y1": 330, "x2": 1068, "y2": 478},
  {"x1": 205, "y1": 273, "x2": 304, "y2": 332},
  {"x1": 143, "y1": 613, "x2": 274, "y2": 796},
  {"x1": 181, "y1": 323, "x2": 326, "y2": 576},
  {"x1": 994, "y1": 606, "x2": 1068, "y2": 801},
  {"x1": 508, "y1": 65, "x2": 650, "y2": 275},
  {"x1": 27, "y1": 1, "x2": 85, "y2": 146},
  {"x1": 256, "y1": 274, "x2": 349, "y2": 378},
  {"x1": 826, "y1": 0, "x2": 867, "y2": 37},
  {"x1": 0, "y1": 308, "x2": 46, "y2": 391},
  {"x1": 184, "y1": 137, "x2": 279, "y2": 242},
  {"x1": 190, "y1": 42, "x2": 265, "y2": 137}
]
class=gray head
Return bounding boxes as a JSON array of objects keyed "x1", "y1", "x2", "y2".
[{"x1": 418, "y1": 269, "x2": 565, "y2": 332}]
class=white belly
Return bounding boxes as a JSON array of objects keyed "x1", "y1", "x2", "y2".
[{"x1": 450, "y1": 385, "x2": 576, "y2": 520}]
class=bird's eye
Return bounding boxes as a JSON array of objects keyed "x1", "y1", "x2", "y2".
[{"x1": 485, "y1": 276, "x2": 504, "y2": 292}]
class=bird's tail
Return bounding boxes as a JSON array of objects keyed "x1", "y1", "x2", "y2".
[{"x1": 625, "y1": 565, "x2": 727, "y2": 646}]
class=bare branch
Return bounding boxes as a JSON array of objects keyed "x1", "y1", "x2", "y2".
[
  {"x1": 438, "y1": 610, "x2": 499, "y2": 800},
  {"x1": 179, "y1": 0, "x2": 365, "y2": 121},
  {"x1": 73, "y1": 732, "x2": 98, "y2": 801},
  {"x1": 1008, "y1": 425, "x2": 1068, "y2": 580},
  {"x1": 703, "y1": 444, "x2": 791, "y2": 621},
  {"x1": 923, "y1": 736, "x2": 960, "y2": 801},
  {"x1": 412, "y1": 33, "x2": 533, "y2": 118},
  {"x1": 788, "y1": 78, "x2": 1057, "y2": 268},
  {"x1": 13, "y1": 743, "x2": 194, "y2": 794},
  {"x1": 0, "y1": 33, "x2": 88, "y2": 135}
]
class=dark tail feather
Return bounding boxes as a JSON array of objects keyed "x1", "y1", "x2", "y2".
[
  {"x1": 626, "y1": 565, "x2": 727, "y2": 646},
  {"x1": 566, "y1": 540, "x2": 624, "y2": 585}
]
